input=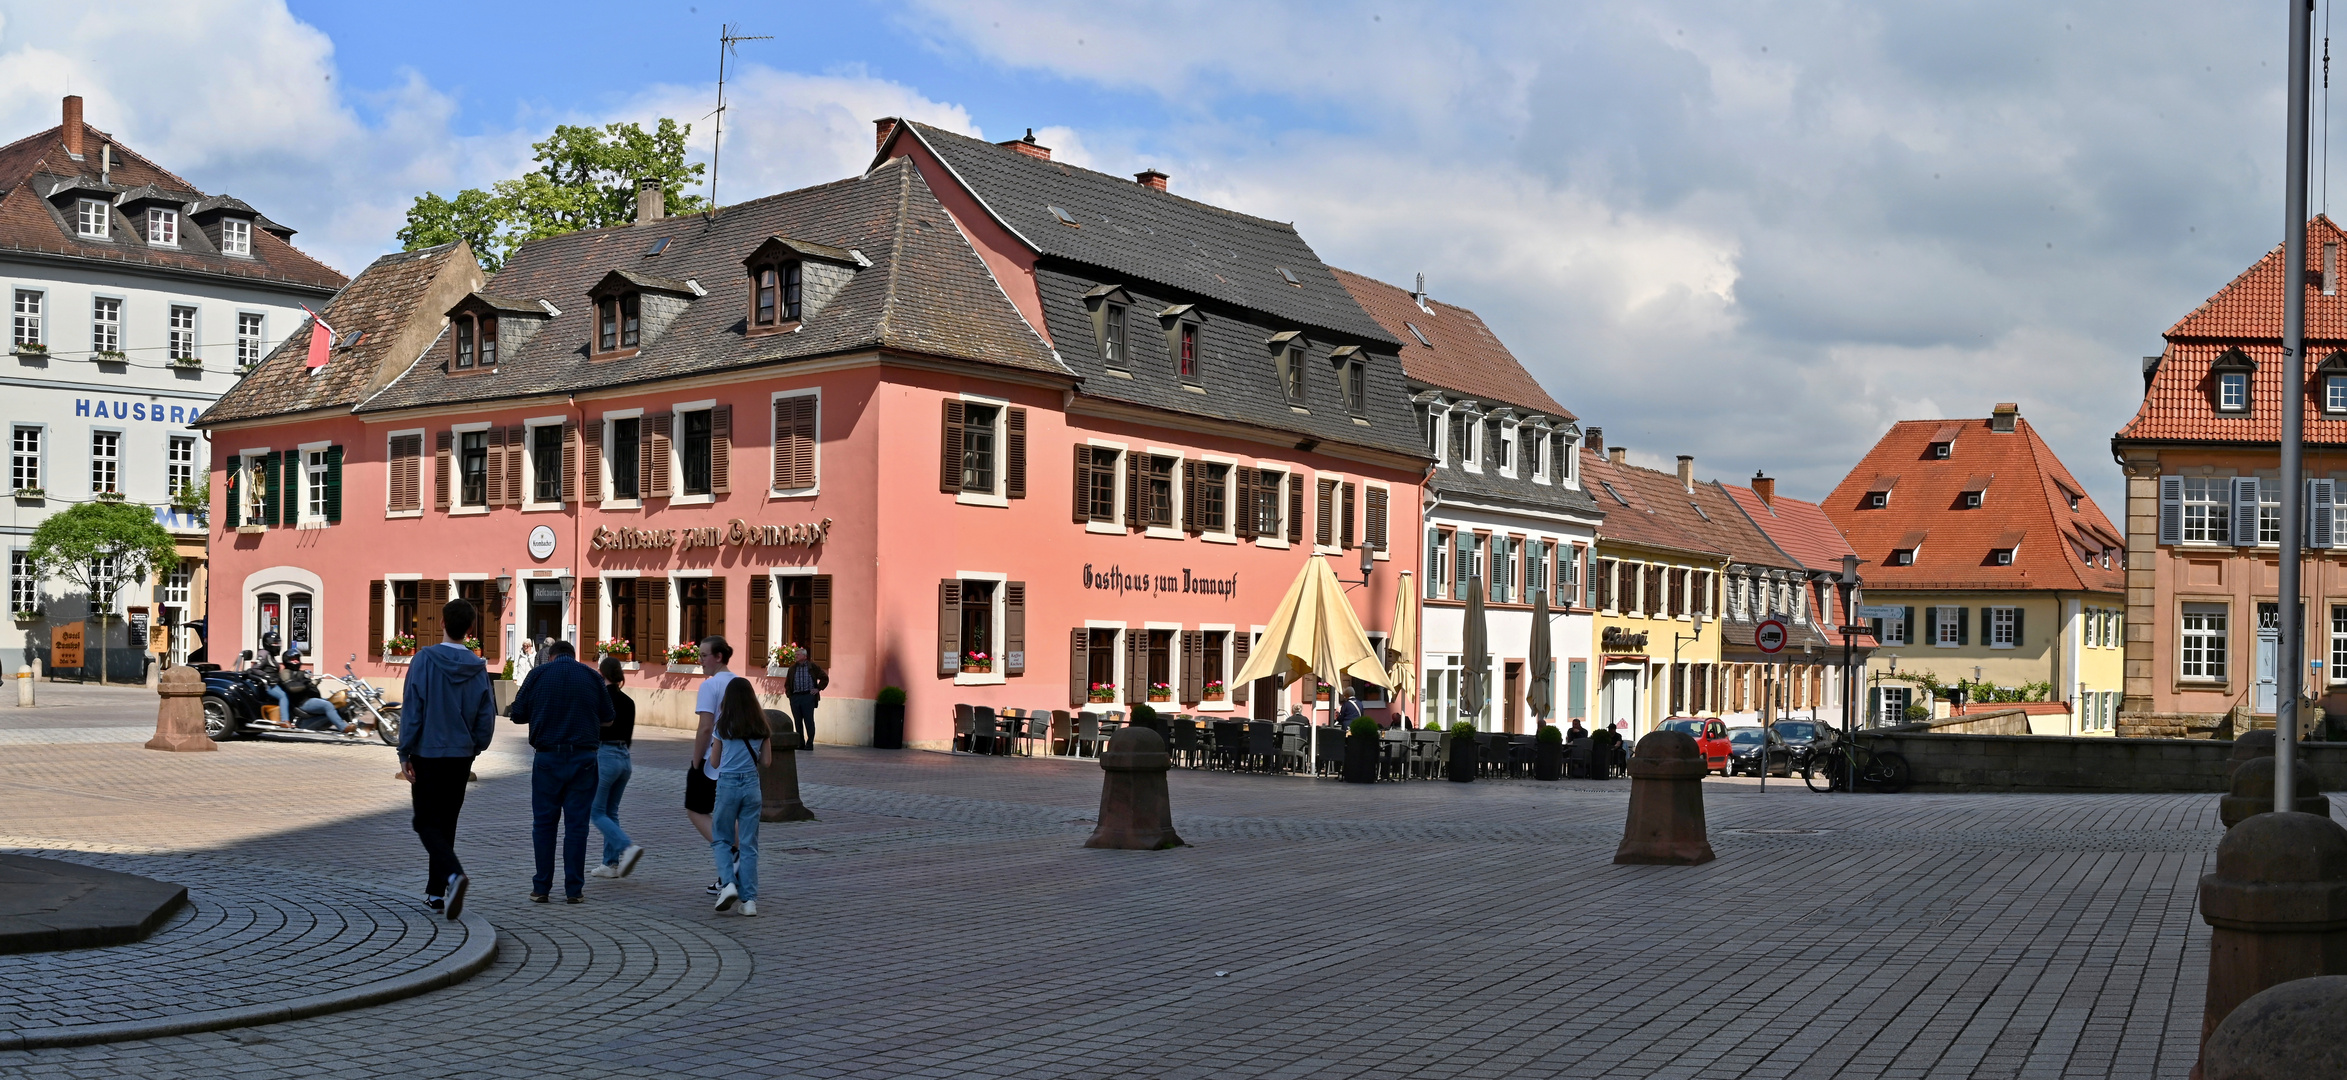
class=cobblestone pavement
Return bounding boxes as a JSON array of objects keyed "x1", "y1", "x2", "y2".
[{"x1": 0, "y1": 698, "x2": 2237, "y2": 1078}]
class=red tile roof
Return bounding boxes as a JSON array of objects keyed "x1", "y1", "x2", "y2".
[
  {"x1": 2121, "y1": 216, "x2": 2347, "y2": 443},
  {"x1": 1823, "y1": 414, "x2": 2124, "y2": 594},
  {"x1": 1331, "y1": 267, "x2": 1571, "y2": 417},
  {"x1": 1719, "y1": 485, "x2": 1876, "y2": 649}
]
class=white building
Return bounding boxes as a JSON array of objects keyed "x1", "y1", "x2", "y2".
[
  {"x1": 1334, "y1": 270, "x2": 1602, "y2": 731},
  {"x1": 1, "y1": 97, "x2": 344, "y2": 676}
]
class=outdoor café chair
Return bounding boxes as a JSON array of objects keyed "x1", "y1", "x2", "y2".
[
  {"x1": 1246, "y1": 720, "x2": 1277, "y2": 772},
  {"x1": 1211, "y1": 720, "x2": 1246, "y2": 770},
  {"x1": 1276, "y1": 730, "x2": 1307, "y2": 773},
  {"x1": 1049, "y1": 709, "x2": 1075, "y2": 755},
  {"x1": 1381, "y1": 730, "x2": 1412, "y2": 780},
  {"x1": 1073, "y1": 713, "x2": 1105, "y2": 758},
  {"x1": 1314, "y1": 726, "x2": 1343, "y2": 776},
  {"x1": 1021, "y1": 712, "x2": 1050, "y2": 756},
  {"x1": 1169, "y1": 717, "x2": 1203, "y2": 767},
  {"x1": 1411, "y1": 730, "x2": 1441, "y2": 778},
  {"x1": 952, "y1": 703, "x2": 976, "y2": 753},
  {"x1": 973, "y1": 706, "x2": 1007, "y2": 756}
]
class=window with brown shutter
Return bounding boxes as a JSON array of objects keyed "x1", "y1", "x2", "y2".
[
  {"x1": 419, "y1": 581, "x2": 448, "y2": 645},
  {"x1": 1125, "y1": 448, "x2": 1144, "y2": 530},
  {"x1": 1287, "y1": 474, "x2": 1304, "y2": 544},
  {"x1": 1365, "y1": 486, "x2": 1388, "y2": 550},
  {"x1": 747, "y1": 575, "x2": 769, "y2": 667},
  {"x1": 367, "y1": 581, "x2": 384, "y2": 658},
  {"x1": 1234, "y1": 468, "x2": 1256, "y2": 538},
  {"x1": 1125, "y1": 629, "x2": 1147, "y2": 703},
  {"x1": 638, "y1": 578, "x2": 668, "y2": 660},
  {"x1": 939, "y1": 401, "x2": 965, "y2": 493},
  {"x1": 1341, "y1": 482, "x2": 1357, "y2": 549},
  {"x1": 1233, "y1": 632, "x2": 1251, "y2": 704},
  {"x1": 937, "y1": 580, "x2": 961, "y2": 675},
  {"x1": 582, "y1": 579, "x2": 601, "y2": 646},
  {"x1": 503, "y1": 426, "x2": 525, "y2": 506},
  {"x1": 645, "y1": 413, "x2": 672, "y2": 497},
  {"x1": 773, "y1": 395, "x2": 817, "y2": 491},
  {"x1": 1068, "y1": 628, "x2": 1090, "y2": 706},
  {"x1": 1181, "y1": 630, "x2": 1204, "y2": 702},
  {"x1": 1005, "y1": 408, "x2": 1027, "y2": 499},
  {"x1": 434, "y1": 431, "x2": 451, "y2": 510},
  {"x1": 704, "y1": 576, "x2": 727, "y2": 644},
  {"x1": 1316, "y1": 478, "x2": 1335, "y2": 547},
  {"x1": 809, "y1": 575, "x2": 832, "y2": 665},
  {"x1": 1071, "y1": 444, "x2": 1093, "y2": 523},
  {"x1": 581, "y1": 420, "x2": 602, "y2": 504},
  {"x1": 1182, "y1": 462, "x2": 1199, "y2": 533},
  {"x1": 1004, "y1": 582, "x2": 1025, "y2": 675},
  {"x1": 387, "y1": 434, "x2": 422, "y2": 512},
  {"x1": 485, "y1": 427, "x2": 505, "y2": 506},
  {"x1": 560, "y1": 420, "x2": 578, "y2": 503},
  {"x1": 709, "y1": 404, "x2": 731, "y2": 494}
]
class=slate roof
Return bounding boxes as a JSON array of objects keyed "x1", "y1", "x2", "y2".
[
  {"x1": 201, "y1": 244, "x2": 480, "y2": 423},
  {"x1": 2119, "y1": 215, "x2": 2347, "y2": 444},
  {"x1": 1825, "y1": 414, "x2": 2124, "y2": 594},
  {"x1": 1331, "y1": 267, "x2": 1570, "y2": 417},
  {"x1": 888, "y1": 121, "x2": 1397, "y2": 345},
  {"x1": 0, "y1": 119, "x2": 343, "y2": 292},
  {"x1": 345, "y1": 158, "x2": 1063, "y2": 414}
]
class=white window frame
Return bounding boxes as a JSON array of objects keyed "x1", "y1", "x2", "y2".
[
  {"x1": 8, "y1": 549, "x2": 36, "y2": 613},
  {"x1": 1425, "y1": 526, "x2": 1449, "y2": 599},
  {"x1": 167, "y1": 305, "x2": 197, "y2": 362},
  {"x1": 162, "y1": 566, "x2": 191, "y2": 608},
  {"x1": 166, "y1": 434, "x2": 197, "y2": 497},
  {"x1": 1083, "y1": 438, "x2": 1128, "y2": 535},
  {"x1": 599, "y1": 408, "x2": 643, "y2": 510},
  {"x1": 219, "y1": 217, "x2": 252, "y2": 257},
  {"x1": 298, "y1": 441, "x2": 330, "y2": 527},
  {"x1": 12, "y1": 288, "x2": 43, "y2": 347},
  {"x1": 2183, "y1": 475, "x2": 2232, "y2": 544},
  {"x1": 2258, "y1": 476, "x2": 2283, "y2": 545},
  {"x1": 1879, "y1": 685, "x2": 1910, "y2": 726},
  {"x1": 953, "y1": 391, "x2": 1010, "y2": 508},
  {"x1": 147, "y1": 207, "x2": 179, "y2": 247},
  {"x1": 769, "y1": 388, "x2": 821, "y2": 499},
  {"x1": 1251, "y1": 466, "x2": 1291, "y2": 549},
  {"x1": 1198, "y1": 453, "x2": 1238, "y2": 544},
  {"x1": 10, "y1": 423, "x2": 42, "y2": 494},
  {"x1": 594, "y1": 572, "x2": 639, "y2": 669},
  {"x1": 1879, "y1": 609, "x2": 1908, "y2": 647},
  {"x1": 235, "y1": 447, "x2": 270, "y2": 524},
  {"x1": 75, "y1": 198, "x2": 108, "y2": 239},
  {"x1": 1084, "y1": 620, "x2": 1130, "y2": 706},
  {"x1": 1933, "y1": 606, "x2": 1960, "y2": 647},
  {"x1": 90, "y1": 296, "x2": 120, "y2": 355},
  {"x1": 2328, "y1": 376, "x2": 2347, "y2": 414},
  {"x1": 2331, "y1": 605, "x2": 2347, "y2": 684},
  {"x1": 522, "y1": 415, "x2": 568, "y2": 511},
  {"x1": 1196, "y1": 623, "x2": 1237, "y2": 713},
  {"x1": 236, "y1": 311, "x2": 265, "y2": 369},
  {"x1": 2181, "y1": 602, "x2": 2228, "y2": 682},
  {"x1": 1143, "y1": 446, "x2": 1186, "y2": 541},
  {"x1": 88, "y1": 427, "x2": 120, "y2": 496},
  {"x1": 449, "y1": 421, "x2": 492, "y2": 517},
  {"x1": 953, "y1": 571, "x2": 1009, "y2": 687},
  {"x1": 2219, "y1": 371, "x2": 2248, "y2": 411},
  {"x1": 1989, "y1": 606, "x2": 2017, "y2": 649},
  {"x1": 668, "y1": 397, "x2": 718, "y2": 506}
]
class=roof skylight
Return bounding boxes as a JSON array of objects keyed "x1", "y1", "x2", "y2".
[
  {"x1": 1048, "y1": 205, "x2": 1079, "y2": 227},
  {"x1": 1404, "y1": 322, "x2": 1431, "y2": 347},
  {"x1": 644, "y1": 237, "x2": 670, "y2": 257},
  {"x1": 1276, "y1": 267, "x2": 1302, "y2": 286}
]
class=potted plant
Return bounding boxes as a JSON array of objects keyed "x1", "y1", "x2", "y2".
[
  {"x1": 872, "y1": 685, "x2": 907, "y2": 749},
  {"x1": 93, "y1": 349, "x2": 126, "y2": 363},
  {"x1": 384, "y1": 635, "x2": 417, "y2": 657},
  {"x1": 597, "y1": 638, "x2": 632, "y2": 661},
  {"x1": 773, "y1": 642, "x2": 803, "y2": 667},
  {"x1": 1445, "y1": 720, "x2": 1479, "y2": 782},
  {"x1": 961, "y1": 650, "x2": 992, "y2": 673},
  {"x1": 11, "y1": 486, "x2": 42, "y2": 502},
  {"x1": 1203, "y1": 679, "x2": 1225, "y2": 702},
  {"x1": 11, "y1": 607, "x2": 39, "y2": 627},
  {"x1": 1533, "y1": 722, "x2": 1564, "y2": 781},
  {"x1": 169, "y1": 481, "x2": 207, "y2": 518},
  {"x1": 12, "y1": 341, "x2": 46, "y2": 356},
  {"x1": 666, "y1": 642, "x2": 701, "y2": 666},
  {"x1": 170, "y1": 355, "x2": 203, "y2": 369},
  {"x1": 464, "y1": 636, "x2": 484, "y2": 657},
  {"x1": 1147, "y1": 681, "x2": 1172, "y2": 702},
  {"x1": 92, "y1": 490, "x2": 125, "y2": 503},
  {"x1": 1343, "y1": 715, "x2": 1381, "y2": 783},
  {"x1": 1087, "y1": 682, "x2": 1117, "y2": 703}
]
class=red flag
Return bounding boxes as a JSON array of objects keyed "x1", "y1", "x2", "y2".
[{"x1": 302, "y1": 306, "x2": 335, "y2": 370}]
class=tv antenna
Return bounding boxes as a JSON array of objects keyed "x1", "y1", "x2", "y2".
[{"x1": 707, "y1": 23, "x2": 771, "y2": 220}]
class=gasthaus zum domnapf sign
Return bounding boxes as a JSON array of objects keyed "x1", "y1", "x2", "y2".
[{"x1": 591, "y1": 518, "x2": 834, "y2": 554}]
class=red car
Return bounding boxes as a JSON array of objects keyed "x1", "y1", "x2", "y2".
[{"x1": 1660, "y1": 717, "x2": 1732, "y2": 775}]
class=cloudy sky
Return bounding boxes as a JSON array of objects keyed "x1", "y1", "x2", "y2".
[{"x1": 0, "y1": 1, "x2": 2319, "y2": 510}]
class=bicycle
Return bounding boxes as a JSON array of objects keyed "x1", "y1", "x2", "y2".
[{"x1": 1803, "y1": 729, "x2": 1910, "y2": 794}]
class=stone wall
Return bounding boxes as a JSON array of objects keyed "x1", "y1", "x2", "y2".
[
  {"x1": 1870, "y1": 730, "x2": 2347, "y2": 793},
  {"x1": 1894, "y1": 709, "x2": 2032, "y2": 736},
  {"x1": 2116, "y1": 709, "x2": 2237, "y2": 740}
]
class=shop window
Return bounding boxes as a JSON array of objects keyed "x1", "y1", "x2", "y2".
[
  {"x1": 610, "y1": 418, "x2": 641, "y2": 500},
  {"x1": 459, "y1": 431, "x2": 488, "y2": 507},
  {"x1": 532, "y1": 425, "x2": 562, "y2": 504},
  {"x1": 680, "y1": 409, "x2": 713, "y2": 496}
]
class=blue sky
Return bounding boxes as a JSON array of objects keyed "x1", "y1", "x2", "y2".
[{"x1": 0, "y1": 1, "x2": 2327, "y2": 514}]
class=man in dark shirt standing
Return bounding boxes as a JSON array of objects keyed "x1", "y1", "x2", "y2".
[{"x1": 508, "y1": 639, "x2": 613, "y2": 903}]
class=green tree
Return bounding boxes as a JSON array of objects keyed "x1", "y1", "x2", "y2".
[
  {"x1": 27, "y1": 501, "x2": 178, "y2": 685},
  {"x1": 399, "y1": 119, "x2": 709, "y2": 270}
]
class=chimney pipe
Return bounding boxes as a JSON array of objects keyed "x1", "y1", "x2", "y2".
[
  {"x1": 635, "y1": 179, "x2": 663, "y2": 224},
  {"x1": 1000, "y1": 128, "x2": 1052, "y2": 161},
  {"x1": 99, "y1": 142, "x2": 110, "y2": 184},
  {"x1": 1752, "y1": 470, "x2": 1775, "y2": 508},
  {"x1": 873, "y1": 117, "x2": 898, "y2": 154},
  {"x1": 2326, "y1": 241, "x2": 2337, "y2": 296},
  {"x1": 1991, "y1": 402, "x2": 2019, "y2": 433},
  {"x1": 1584, "y1": 426, "x2": 1603, "y2": 456},
  {"x1": 61, "y1": 96, "x2": 82, "y2": 160},
  {"x1": 1676, "y1": 454, "x2": 1695, "y2": 493},
  {"x1": 1134, "y1": 169, "x2": 1169, "y2": 191},
  {"x1": 1608, "y1": 447, "x2": 1627, "y2": 466}
]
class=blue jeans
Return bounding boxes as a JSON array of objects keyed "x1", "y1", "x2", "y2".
[
  {"x1": 297, "y1": 697, "x2": 347, "y2": 731},
  {"x1": 531, "y1": 748, "x2": 599, "y2": 899},
  {"x1": 708, "y1": 772, "x2": 761, "y2": 902},
  {"x1": 591, "y1": 744, "x2": 634, "y2": 865}
]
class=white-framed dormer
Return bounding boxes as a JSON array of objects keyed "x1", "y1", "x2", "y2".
[
  {"x1": 1455, "y1": 401, "x2": 1483, "y2": 474},
  {"x1": 953, "y1": 390, "x2": 1011, "y2": 508},
  {"x1": 1198, "y1": 452, "x2": 1239, "y2": 545},
  {"x1": 769, "y1": 387, "x2": 820, "y2": 499},
  {"x1": 522, "y1": 413, "x2": 569, "y2": 512},
  {"x1": 1485, "y1": 408, "x2": 1519, "y2": 479},
  {"x1": 598, "y1": 407, "x2": 644, "y2": 510},
  {"x1": 667, "y1": 397, "x2": 718, "y2": 507},
  {"x1": 1525, "y1": 421, "x2": 1551, "y2": 485},
  {"x1": 1083, "y1": 437, "x2": 1129, "y2": 535},
  {"x1": 1143, "y1": 444, "x2": 1186, "y2": 541}
]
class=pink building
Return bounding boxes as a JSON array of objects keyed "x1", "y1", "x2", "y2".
[{"x1": 198, "y1": 129, "x2": 1424, "y2": 748}]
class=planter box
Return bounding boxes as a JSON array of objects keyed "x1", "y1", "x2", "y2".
[
  {"x1": 668, "y1": 663, "x2": 704, "y2": 675},
  {"x1": 872, "y1": 702, "x2": 906, "y2": 749},
  {"x1": 1204, "y1": 692, "x2": 1226, "y2": 701},
  {"x1": 1147, "y1": 695, "x2": 1172, "y2": 703},
  {"x1": 1533, "y1": 741, "x2": 1563, "y2": 781},
  {"x1": 1446, "y1": 737, "x2": 1478, "y2": 782},
  {"x1": 1343, "y1": 734, "x2": 1380, "y2": 783}
]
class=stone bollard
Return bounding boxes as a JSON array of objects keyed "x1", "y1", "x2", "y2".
[
  {"x1": 143, "y1": 666, "x2": 214, "y2": 752},
  {"x1": 2222, "y1": 757, "x2": 2331, "y2": 828},
  {"x1": 15, "y1": 666, "x2": 30, "y2": 707},
  {"x1": 1084, "y1": 726, "x2": 1184, "y2": 850},
  {"x1": 1614, "y1": 730, "x2": 1715, "y2": 865},
  {"x1": 756, "y1": 708, "x2": 815, "y2": 823},
  {"x1": 2201, "y1": 975, "x2": 2347, "y2": 1079},
  {"x1": 2197, "y1": 811, "x2": 2347, "y2": 1061}
]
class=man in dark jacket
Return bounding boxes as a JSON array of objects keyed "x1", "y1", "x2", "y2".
[
  {"x1": 785, "y1": 652, "x2": 828, "y2": 751},
  {"x1": 508, "y1": 639, "x2": 612, "y2": 903},
  {"x1": 399, "y1": 598, "x2": 497, "y2": 920}
]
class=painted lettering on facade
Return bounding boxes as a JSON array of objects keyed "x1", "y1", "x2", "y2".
[
  {"x1": 591, "y1": 517, "x2": 834, "y2": 555},
  {"x1": 1601, "y1": 626, "x2": 1650, "y2": 651},
  {"x1": 591, "y1": 527, "x2": 677, "y2": 551},
  {"x1": 74, "y1": 398, "x2": 200, "y2": 425},
  {"x1": 1081, "y1": 563, "x2": 1239, "y2": 601}
]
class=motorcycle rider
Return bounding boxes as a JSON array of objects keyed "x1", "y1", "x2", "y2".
[{"x1": 279, "y1": 651, "x2": 354, "y2": 735}]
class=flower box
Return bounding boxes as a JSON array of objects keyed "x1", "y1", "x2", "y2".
[
  {"x1": 93, "y1": 350, "x2": 126, "y2": 363},
  {"x1": 961, "y1": 651, "x2": 992, "y2": 674},
  {"x1": 596, "y1": 638, "x2": 633, "y2": 660},
  {"x1": 1147, "y1": 693, "x2": 1172, "y2": 702},
  {"x1": 12, "y1": 343, "x2": 46, "y2": 356},
  {"x1": 11, "y1": 609, "x2": 40, "y2": 626},
  {"x1": 169, "y1": 356, "x2": 203, "y2": 369},
  {"x1": 1086, "y1": 682, "x2": 1117, "y2": 703},
  {"x1": 11, "y1": 488, "x2": 41, "y2": 502},
  {"x1": 665, "y1": 645, "x2": 701, "y2": 665},
  {"x1": 384, "y1": 636, "x2": 418, "y2": 657},
  {"x1": 1203, "y1": 691, "x2": 1226, "y2": 702}
]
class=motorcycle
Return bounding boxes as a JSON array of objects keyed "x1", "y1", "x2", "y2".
[
  {"x1": 194, "y1": 649, "x2": 397, "y2": 745},
  {"x1": 320, "y1": 654, "x2": 400, "y2": 746}
]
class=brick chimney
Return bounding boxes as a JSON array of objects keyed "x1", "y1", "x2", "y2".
[
  {"x1": 1991, "y1": 402, "x2": 2019, "y2": 433},
  {"x1": 1676, "y1": 454, "x2": 1695, "y2": 493},
  {"x1": 873, "y1": 117, "x2": 898, "y2": 153},
  {"x1": 1609, "y1": 447, "x2": 1627, "y2": 465},
  {"x1": 1000, "y1": 128, "x2": 1052, "y2": 160},
  {"x1": 1752, "y1": 470, "x2": 1775, "y2": 507},
  {"x1": 1584, "y1": 426, "x2": 1604, "y2": 456},
  {"x1": 61, "y1": 96, "x2": 82, "y2": 160},
  {"x1": 1134, "y1": 169, "x2": 1169, "y2": 191},
  {"x1": 635, "y1": 179, "x2": 663, "y2": 224}
]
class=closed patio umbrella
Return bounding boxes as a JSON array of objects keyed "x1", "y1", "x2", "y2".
[
  {"x1": 1526, "y1": 586, "x2": 1553, "y2": 722},
  {"x1": 1230, "y1": 556, "x2": 1393, "y2": 775},
  {"x1": 1461, "y1": 574, "x2": 1487, "y2": 728},
  {"x1": 1388, "y1": 572, "x2": 1418, "y2": 723}
]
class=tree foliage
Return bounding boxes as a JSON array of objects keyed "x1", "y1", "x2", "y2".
[
  {"x1": 26, "y1": 499, "x2": 178, "y2": 640},
  {"x1": 399, "y1": 119, "x2": 709, "y2": 270}
]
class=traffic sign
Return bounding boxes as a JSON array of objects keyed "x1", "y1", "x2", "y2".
[
  {"x1": 1856, "y1": 604, "x2": 1903, "y2": 620},
  {"x1": 1755, "y1": 619, "x2": 1788, "y2": 654}
]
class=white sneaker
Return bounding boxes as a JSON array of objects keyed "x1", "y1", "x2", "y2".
[
  {"x1": 739, "y1": 900, "x2": 757, "y2": 917},
  {"x1": 616, "y1": 845, "x2": 645, "y2": 877},
  {"x1": 589, "y1": 864, "x2": 620, "y2": 879},
  {"x1": 713, "y1": 883, "x2": 739, "y2": 912}
]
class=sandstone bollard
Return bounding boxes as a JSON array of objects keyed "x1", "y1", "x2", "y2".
[
  {"x1": 2222, "y1": 756, "x2": 2331, "y2": 828},
  {"x1": 1084, "y1": 726, "x2": 1184, "y2": 850},
  {"x1": 756, "y1": 708, "x2": 815, "y2": 823},
  {"x1": 1615, "y1": 730, "x2": 1715, "y2": 865},
  {"x1": 2201, "y1": 975, "x2": 2347, "y2": 1079},
  {"x1": 15, "y1": 666, "x2": 30, "y2": 707},
  {"x1": 2197, "y1": 811, "x2": 2347, "y2": 1061},
  {"x1": 143, "y1": 666, "x2": 214, "y2": 752}
]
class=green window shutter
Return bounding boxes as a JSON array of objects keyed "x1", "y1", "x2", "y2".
[
  {"x1": 224, "y1": 461, "x2": 240, "y2": 528},
  {"x1": 281, "y1": 450, "x2": 299, "y2": 525},
  {"x1": 1956, "y1": 606, "x2": 1970, "y2": 647},
  {"x1": 325, "y1": 445, "x2": 343, "y2": 523},
  {"x1": 2012, "y1": 606, "x2": 2024, "y2": 644},
  {"x1": 261, "y1": 451, "x2": 281, "y2": 525}
]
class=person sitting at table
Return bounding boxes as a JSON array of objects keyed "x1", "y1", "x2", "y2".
[{"x1": 1567, "y1": 719, "x2": 1587, "y2": 741}]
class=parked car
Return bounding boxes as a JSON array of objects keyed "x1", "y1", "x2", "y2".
[
  {"x1": 1660, "y1": 717, "x2": 1732, "y2": 775},
  {"x1": 1767, "y1": 720, "x2": 1833, "y2": 774},
  {"x1": 1727, "y1": 725, "x2": 1795, "y2": 776}
]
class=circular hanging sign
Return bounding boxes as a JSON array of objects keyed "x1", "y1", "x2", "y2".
[
  {"x1": 527, "y1": 525, "x2": 557, "y2": 561},
  {"x1": 1755, "y1": 619, "x2": 1788, "y2": 654}
]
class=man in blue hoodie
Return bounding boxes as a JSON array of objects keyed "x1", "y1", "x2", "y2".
[{"x1": 399, "y1": 598, "x2": 497, "y2": 920}]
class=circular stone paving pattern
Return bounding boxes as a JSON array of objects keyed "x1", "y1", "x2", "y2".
[{"x1": 0, "y1": 851, "x2": 491, "y2": 1048}]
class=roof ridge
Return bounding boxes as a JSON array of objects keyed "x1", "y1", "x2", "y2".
[
  {"x1": 901, "y1": 120, "x2": 1307, "y2": 233},
  {"x1": 875, "y1": 156, "x2": 911, "y2": 343}
]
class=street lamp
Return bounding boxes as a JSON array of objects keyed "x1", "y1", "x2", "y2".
[
  {"x1": 1837, "y1": 553, "x2": 1861, "y2": 737},
  {"x1": 1673, "y1": 610, "x2": 1706, "y2": 717},
  {"x1": 1336, "y1": 541, "x2": 1376, "y2": 591}
]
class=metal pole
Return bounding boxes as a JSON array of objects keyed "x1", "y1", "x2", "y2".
[{"x1": 2283, "y1": 0, "x2": 2316, "y2": 807}]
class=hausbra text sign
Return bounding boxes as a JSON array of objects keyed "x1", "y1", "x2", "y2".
[
  {"x1": 1082, "y1": 563, "x2": 1238, "y2": 601},
  {"x1": 592, "y1": 518, "x2": 834, "y2": 554}
]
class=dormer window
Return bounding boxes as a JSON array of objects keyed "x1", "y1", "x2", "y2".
[
  {"x1": 146, "y1": 208, "x2": 177, "y2": 247},
  {"x1": 1868, "y1": 491, "x2": 1888, "y2": 509},
  {"x1": 1893, "y1": 548, "x2": 1916, "y2": 565},
  {"x1": 1102, "y1": 303, "x2": 1126, "y2": 368},
  {"x1": 1486, "y1": 417, "x2": 1509, "y2": 469},
  {"x1": 2220, "y1": 372, "x2": 2248, "y2": 411},
  {"x1": 1447, "y1": 410, "x2": 1470, "y2": 466},
  {"x1": 456, "y1": 318, "x2": 473, "y2": 367},
  {"x1": 219, "y1": 218, "x2": 250, "y2": 257},
  {"x1": 1177, "y1": 323, "x2": 1196, "y2": 379},
  {"x1": 1964, "y1": 491, "x2": 1982, "y2": 509},
  {"x1": 751, "y1": 261, "x2": 801, "y2": 327},
  {"x1": 598, "y1": 294, "x2": 640, "y2": 352},
  {"x1": 2328, "y1": 374, "x2": 2347, "y2": 413},
  {"x1": 479, "y1": 315, "x2": 498, "y2": 366},
  {"x1": 75, "y1": 199, "x2": 107, "y2": 238},
  {"x1": 1993, "y1": 548, "x2": 2015, "y2": 566},
  {"x1": 1342, "y1": 359, "x2": 1365, "y2": 415},
  {"x1": 451, "y1": 313, "x2": 498, "y2": 369},
  {"x1": 1929, "y1": 442, "x2": 1951, "y2": 459}
]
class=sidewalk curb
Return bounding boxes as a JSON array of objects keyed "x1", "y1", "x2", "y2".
[{"x1": 0, "y1": 910, "x2": 498, "y2": 1051}]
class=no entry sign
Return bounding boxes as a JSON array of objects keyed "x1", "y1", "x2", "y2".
[{"x1": 1755, "y1": 619, "x2": 1788, "y2": 654}]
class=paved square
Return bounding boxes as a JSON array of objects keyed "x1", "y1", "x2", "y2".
[{"x1": 0, "y1": 689, "x2": 2229, "y2": 1078}]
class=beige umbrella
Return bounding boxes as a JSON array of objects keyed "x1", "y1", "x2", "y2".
[
  {"x1": 1231, "y1": 556, "x2": 1393, "y2": 774},
  {"x1": 1388, "y1": 572, "x2": 1418, "y2": 721}
]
